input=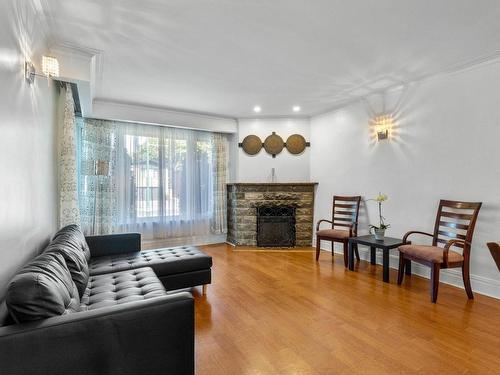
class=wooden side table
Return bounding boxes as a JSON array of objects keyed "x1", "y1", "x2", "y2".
[{"x1": 348, "y1": 235, "x2": 411, "y2": 283}]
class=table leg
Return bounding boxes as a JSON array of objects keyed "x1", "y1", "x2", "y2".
[
  {"x1": 348, "y1": 241, "x2": 355, "y2": 271},
  {"x1": 370, "y1": 246, "x2": 376, "y2": 265},
  {"x1": 383, "y1": 249, "x2": 389, "y2": 282},
  {"x1": 405, "y1": 259, "x2": 412, "y2": 276}
]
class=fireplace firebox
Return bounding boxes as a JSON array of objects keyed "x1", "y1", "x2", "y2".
[{"x1": 256, "y1": 205, "x2": 296, "y2": 247}]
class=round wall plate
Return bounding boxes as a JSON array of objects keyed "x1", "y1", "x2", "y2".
[
  {"x1": 264, "y1": 133, "x2": 284, "y2": 156},
  {"x1": 286, "y1": 134, "x2": 307, "y2": 154},
  {"x1": 241, "y1": 135, "x2": 263, "y2": 155}
]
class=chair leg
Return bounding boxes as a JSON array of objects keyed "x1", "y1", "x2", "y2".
[
  {"x1": 202, "y1": 284, "x2": 208, "y2": 295},
  {"x1": 343, "y1": 241, "x2": 348, "y2": 267},
  {"x1": 354, "y1": 243, "x2": 360, "y2": 261},
  {"x1": 331, "y1": 240, "x2": 335, "y2": 262},
  {"x1": 315, "y1": 236, "x2": 321, "y2": 261},
  {"x1": 405, "y1": 259, "x2": 412, "y2": 276},
  {"x1": 397, "y1": 252, "x2": 405, "y2": 285},
  {"x1": 462, "y1": 262, "x2": 474, "y2": 299},
  {"x1": 430, "y1": 263, "x2": 440, "y2": 303}
]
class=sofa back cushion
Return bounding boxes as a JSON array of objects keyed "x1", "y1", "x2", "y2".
[
  {"x1": 52, "y1": 224, "x2": 91, "y2": 261},
  {"x1": 6, "y1": 252, "x2": 81, "y2": 323},
  {"x1": 46, "y1": 225, "x2": 90, "y2": 297}
]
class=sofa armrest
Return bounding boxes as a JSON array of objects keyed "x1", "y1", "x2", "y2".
[
  {"x1": 0, "y1": 292, "x2": 194, "y2": 375},
  {"x1": 85, "y1": 233, "x2": 141, "y2": 258}
]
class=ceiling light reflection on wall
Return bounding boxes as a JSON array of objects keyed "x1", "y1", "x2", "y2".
[
  {"x1": 372, "y1": 115, "x2": 393, "y2": 140},
  {"x1": 253, "y1": 106, "x2": 261, "y2": 113},
  {"x1": 293, "y1": 106, "x2": 301, "y2": 112}
]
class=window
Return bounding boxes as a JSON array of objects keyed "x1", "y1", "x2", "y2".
[{"x1": 77, "y1": 118, "x2": 226, "y2": 240}]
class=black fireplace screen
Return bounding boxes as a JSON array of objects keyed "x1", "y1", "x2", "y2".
[{"x1": 257, "y1": 205, "x2": 296, "y2": 247}]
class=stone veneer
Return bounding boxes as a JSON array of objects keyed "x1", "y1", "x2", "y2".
[{"x1": 226, "y1": 183, "x2": 318, "y2": 247}]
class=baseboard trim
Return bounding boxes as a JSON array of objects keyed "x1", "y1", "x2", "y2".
[{"x1": 315, "y1": 242, "x2": 500, "y2": 300}]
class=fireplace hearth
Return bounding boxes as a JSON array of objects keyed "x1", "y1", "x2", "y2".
[{"x1": 257, "y1": 205, "x2": 296, "y2": 247}]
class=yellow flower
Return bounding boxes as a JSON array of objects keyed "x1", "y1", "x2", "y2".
[{"x1": 375, "y1": 193, "x2": 388, "y2": 202}]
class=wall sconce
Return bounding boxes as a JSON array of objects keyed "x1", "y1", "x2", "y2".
[
  {"x1": 25, "y1": 55, "x2": 60, "y2": 84},
  {"x1": 373, "y1": 115, "x2": 393, "y2": 141}
]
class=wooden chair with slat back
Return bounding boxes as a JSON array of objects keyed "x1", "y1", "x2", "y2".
[
  {"x1": 397, "y1": 199, "x2": 482, "y2": 303},
  {"x1": 316, "y1": 196, "x2": 361, "y2": 267}
]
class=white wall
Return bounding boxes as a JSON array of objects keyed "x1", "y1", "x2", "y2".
[
  {"x1": 310, "y1": 61, "x2": 500, "y2": 298},
  {"x1": 0, "y1": 1, "x2": 58, "y2": 311},
  {"x1": 236, "y1": 118, "x2": 311, "y2": 182}
]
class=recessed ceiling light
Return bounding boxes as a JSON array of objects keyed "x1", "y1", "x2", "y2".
[
  {"x1": 293, "y1": 106, "x2": 301, "y2": 112},
  {"x1": 253, "y1": 106, "x2": 261, "y2": 113}
]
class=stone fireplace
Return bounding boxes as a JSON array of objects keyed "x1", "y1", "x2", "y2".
[{"x1": 226, "y1": 183, "x2": 317, "y2": 247}]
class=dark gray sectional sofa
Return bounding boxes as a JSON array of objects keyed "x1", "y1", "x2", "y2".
[{"x1": 0, "y1": 225, "x2": 213, "y2": 375}]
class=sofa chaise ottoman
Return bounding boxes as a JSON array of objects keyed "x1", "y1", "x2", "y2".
[
  {"x1": 85, "y1": 232, "x2": 213, "y2": 293},
  {"x1": 0, "y1": 225, "x2": 202, "y2": 375}
]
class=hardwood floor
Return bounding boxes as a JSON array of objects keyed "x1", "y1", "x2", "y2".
[{"x1": 191, "y1": 244, "x2": 500, "y2": 374}]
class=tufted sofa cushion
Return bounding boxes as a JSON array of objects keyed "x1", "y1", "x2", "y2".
[
  {"x1": 89, "y1": 246, "x2": 213, "y2": 277},
  {"x1": 80, "y1": 267, "x2": 166, "y2": 311},
  {"x1": 52, "y1": 224, "x2": 91, "y2": 261},
  {"x1": 44, "y1": 225, "x2": 90, "y2": 298},
  {"x1": 6, "y1": 252, "x2": 81, "y2": 323}
]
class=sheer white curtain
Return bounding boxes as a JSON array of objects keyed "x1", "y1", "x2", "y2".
[{"x1": 78, "y1": 119, "x2": 227, "y2": 242}]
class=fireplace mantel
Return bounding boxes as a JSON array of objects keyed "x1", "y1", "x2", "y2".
[{"x1": 226, "y1": 182, "x2": 318, "y2": 247}]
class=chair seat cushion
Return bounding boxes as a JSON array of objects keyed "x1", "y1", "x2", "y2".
[
  {"x1": 89, "y1": 246, "x2": 212, "y2": 277},
  {"x1": 316, "y1": 229, "x2": 351, "y2": 239},
  {"x1": 80, "y1": 267, "x2": 166, "y2": 311},
  {"x1": 399, "y1": 244, "x2": 464, "y2": 263}
]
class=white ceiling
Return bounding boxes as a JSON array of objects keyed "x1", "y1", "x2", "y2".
[{"x1": 41, "y1": 0, "x2": 500, "y2": 118}]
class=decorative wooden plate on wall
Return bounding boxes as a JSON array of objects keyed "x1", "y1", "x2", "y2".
[
  {"x1": 285, "y1": 134, "x2": 307, "y2": 154},
  {"x1": 240, "y1": 135, "x2": 263, "y2": 155},
  {"x1": 263, "y1": 132, "x2": 284, "y2": 157}
]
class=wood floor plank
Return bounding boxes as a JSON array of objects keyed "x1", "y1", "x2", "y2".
[{"x1": 189, "y1": 244, "x2": 500, "y2": 374}]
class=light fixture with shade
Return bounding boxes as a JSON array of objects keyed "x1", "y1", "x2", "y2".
[{"x1": 25, "y1": 55, "x2": 60, "y2": 84}]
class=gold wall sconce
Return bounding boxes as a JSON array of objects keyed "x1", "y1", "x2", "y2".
[
  {"x1": 25, "y1": 55, "x2": 60, "y2": 84},
  {"x1": 372, "y1": 115, "x2": 394, "y2": 141}
]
